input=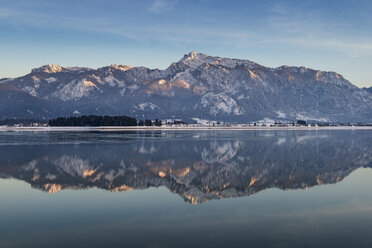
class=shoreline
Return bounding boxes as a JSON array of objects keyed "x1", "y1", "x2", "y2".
[{"x1": 1, "y1": 126, "x2": 372, "y2": 131}]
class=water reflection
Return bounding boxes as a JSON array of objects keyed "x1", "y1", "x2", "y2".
[{"x1": 0, "y1": 130, "x2": 371, "y2": 204}]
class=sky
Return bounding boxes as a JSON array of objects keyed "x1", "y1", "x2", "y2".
[{"x1": 0, "y1": 0, "x2": 371, "y2": 88}]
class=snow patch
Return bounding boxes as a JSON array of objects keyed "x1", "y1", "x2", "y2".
[
  {"x1": 82, "y1": 80, "x2": 97, "y2": 88},
  {"x1": 45, "y1": 77, "x2": 57, "y2": 83},
  {"x1": 54, "y1": 79, "x2": 99, "y2": 101},
  {"x1": 137, "y1": 102, "x2": 159, "y2": 111},
  {"x1": 90, "y1": 75, "x2": 103, "y2": 84},
  {"x1": 104, "y1": 75, "x2": 125, "y2": 87},
  {"x1": 26, "y1": 109, "x2": 34, "y2": 114},
  {"x1": 200, "y1": 93, "x2": 243, "y2": 116},
  {"x1": 275, "y1": 111, "x2": 286, "y2": 118},
  {"x1": 23, "y1": 86, "x2": 38, "y2": 97},
  {"x1": 257, "y1": 118, "x2": 276, "y2": 126},
  {"x1": 191, "y1": 118, "x2": 214, "y2": 125},
  {"x1": 128, "y1": 84, "x2": 139, "y2": 91},
  {"x1": 45, "y1": 174, "x2": 57, "y2": 180},
  {"x1": 31, "y1": 76, "x2": 40, "y2": 83},
  {"x1": 296, "y1": 113, "x2": 329, "y2": 122}
]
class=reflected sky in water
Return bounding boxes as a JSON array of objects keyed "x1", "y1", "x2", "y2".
[{"x1": 1, "y1": 130, "x2": 372, "y2": 248}]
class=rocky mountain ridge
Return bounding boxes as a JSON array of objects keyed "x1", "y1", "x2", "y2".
[
  {"x1": 365, "y1": 86, "x2": 372, "y2": 94},
  {"x1": 1, "y1": 52, "x2": 371, "y2": 122}
]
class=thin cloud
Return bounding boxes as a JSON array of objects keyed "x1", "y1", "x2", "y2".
[
  {"x1": 270, "y1": 4, "x2": 288, "y2": 15},
  {"x1": 265, "y1": 3, "x2": 372, "y2": 57},
  {"x1": 1, "y1": 3, "x2": 372, "y2": 58},
  {"x1": 148, "y1": 0, "x2": 178, "y2": 14},
  {"x1": 0, "y1": 8, "x2": 17, "y2": 18},
  {"x1": 0, "y1": 6, "x2": 260, "y2": 47},
  {"x1": 264, "y1": 37, "x2": 372, "y2": 56}
]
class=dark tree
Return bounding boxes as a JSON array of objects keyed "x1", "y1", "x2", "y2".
[
  {"x1": 154, "y1": 119, "x2": 162, "y2": 126},
  {"x1": 48, "y1": 115, "x2": 137, "y2": 126},
  {"x1": 144, "y1": 119, "x2": 153, "y2": 126},
  {"x1": 297, "y1": 120, "x2": 307, "y2": 126}
]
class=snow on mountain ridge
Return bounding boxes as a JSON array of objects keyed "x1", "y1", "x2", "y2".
[
  {"x1": 31, "y1": 64, "x2": 92, "y2": 74},
  {"x1": 110, "y1": 64, "x2": 132, "y2": 71},
  {"x1": 53, "y1": 79, "x2": 100, "y2": 101},
  {"x1": 1, "y1": 52, "x2": 371, "y2": 122},
  {"x1": 32, "y1": 64, "x2": 64, "y2": 73},
  {"x1": 178, "y1": 51, "x2": 259, "y2": 69}
]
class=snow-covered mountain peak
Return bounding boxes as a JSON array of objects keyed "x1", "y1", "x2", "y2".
[
  {"x1": 110, "y1": 64, "x2": 132, "y2": 71},
  {"x1": 31, "y1": 64, "x2": 64, "y2": 73},
  {"x1": 179, "y1": 52, "x2": 259, "y2": 70},
  {"x1": 179, "y1": 51, "x2": 211, "y2": 68},
  {"x1": 2, "y1": 52, "x2": 371, "y2": 123},
  {"x1": 31, "y1": 65, "x2": 92, "y2": 74}
]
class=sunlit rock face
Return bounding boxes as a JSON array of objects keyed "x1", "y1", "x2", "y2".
[
  {"x1": 1, "y1": 52, "x2": 371, "y2": 122},
  {"x1": 1, "y1": 131, "x2": 371, "y2": 204}
]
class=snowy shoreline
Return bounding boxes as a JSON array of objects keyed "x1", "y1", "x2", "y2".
[{"x1": 1, "y1": 126, "x2": 372, "y2": 132}]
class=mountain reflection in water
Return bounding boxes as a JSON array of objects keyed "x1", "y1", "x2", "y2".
[{"x1": 0, "y1": 130, "x2": 371, "y2": 204}]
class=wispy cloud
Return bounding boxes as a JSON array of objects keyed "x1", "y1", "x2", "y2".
[
  {"x1": 265, "y1": 3, "x2": 372, "y2": 57},
  {"x1": 0, "y1": 6, "x2": 259, "y2": 47},
  {"x1": 148, "y1": 0, "x2": 178, "y2": 14},
  {"x1": 0, "y1": 7, "x2": 17, "y2": 18},
  {"x1": 1, "y1": 3, "x2": 372, "y2": 58}
]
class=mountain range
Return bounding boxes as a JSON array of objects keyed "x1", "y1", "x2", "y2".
[{"x1": 1, "y1": 52, "x2": 372, "y2": 123}]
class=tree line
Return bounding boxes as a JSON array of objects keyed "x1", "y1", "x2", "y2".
[{"x1": 48, "y1": 115, "x2": 163, "y2": 127}]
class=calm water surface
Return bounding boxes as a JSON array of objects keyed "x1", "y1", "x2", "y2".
[{"x1": 0, "y1": 130, "x2": 372, "y2": 248}]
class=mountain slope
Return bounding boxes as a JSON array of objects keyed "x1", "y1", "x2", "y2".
[
  {"x1": 1, "y1": 52, "x2": 371, "y2": 122},
  {"x1": 365, "y1": 86, "x2": 372, "y2": 94}
]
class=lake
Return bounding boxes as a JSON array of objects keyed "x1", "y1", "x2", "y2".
[{"x1": 1, "y1": 130, "x2": 372, "y2": 248}]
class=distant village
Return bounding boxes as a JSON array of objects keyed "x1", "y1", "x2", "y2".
[{"x1": 1, "y1": 115, "x2": 371, "y2": 128}]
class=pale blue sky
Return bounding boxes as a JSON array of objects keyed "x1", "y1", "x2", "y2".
[{"x1": 0, "y1": 0, "x2": 371, "y2": 87}]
